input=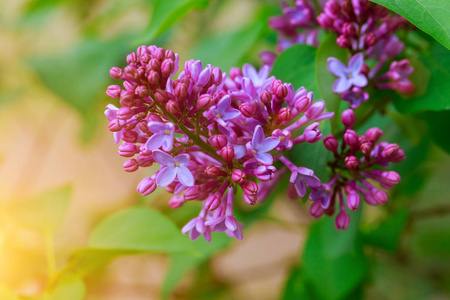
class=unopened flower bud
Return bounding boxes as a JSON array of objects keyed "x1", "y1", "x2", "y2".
[
  {"x1": 108, "y1": 119, "x2": 122, "y2": 132},
  {"x1": 239, "y1": 103, "x2": 256, "y2": 117},
  {"x1": 148, "y1": 58, "x2": 161, "y2": 71},
  {"x1": 343, "y1": 22, "x2": 357, "y2": 37},
  {"x1": 165, "y1": 49, "x2": 175, "y2": 61},
  {"x1": 243, "y1": 193, "x2": 256, "y2": 205},
  {"x1": 161, "y1": 59, "x2": 174, "y2": 76},
  {"x1": 174, "y1": 83, "x2": 188, "y2": 99},
  {"x1": 345, "y1": 156, "x2": 359, "y2": 169},
  {"x1": 360, "y1": 141, "x2": 373, "y2": 156},
  {"x1": 197, "y1": 94, "x2": 213, "y2": 109},
  {"x1": 374, "y1": 190, "x2": 388, "y2": 204},
  {"x1": 232, "y1": 169, "x2": 246, "y2": 184},
  {"x1": 122, "y1": 130, "x2": 138, "y2": 143},
  {"x1": 385, "y1": 171, "x2": 401, "y2": 185},
  {"x1": 106, "y1": 85, "x2": 122, "y2": 98},
  {"x1": 344, "y1": 129, "x2": 359, "y2": 147},
  {"x1": 137, "y1": 177, "x2": 157, "y2": 195},
  {"x1": 260, "y1": 90, "x2": 272, "y2": 104},
  {"x1": 221, "y1": 145, "x2": 235, "y2": 161},
  {"x1": 123, "y1": 81, "x2": 136, "y2": 92},
  {"x1": 117, "y1": 107, "x2": 133, "y2": 120},
  {"x1": 204, "y1": 194, "x2": 221, "y2": 211},
  {"x1": 209, "y1": 135, "x2": 228, "y2": 149},
  {"x1": 255, "y1": 165, "x2": 276, "y2": 181},
  {"x1": 135, "y1": 85, "x2": 149, "y2": 98},
  {"x1": 169, "y1": 196, "x2": 185, "y2": 209},
  {"x1": 295, "y1": 96, "x2": 310, "y2": 113},
  {"x1": 166, "y1": 100, "x2": 181, "y2": 115},
  {"x1": 147, "y1": 70, "x2": 160, "y2": 85},
  {"x1": 229, "y1": 67, "x2": 242, "y2": 80},
  {"x1": 126, "y1": 52, "x2": 136, "y2": 64},
  {"x1": 365, "y1": 33, "x2": 377, "y2": 47},
  {"x1": 323, "y1": 135, "x2": 339, "y2": 153},
  {"x1": 278, "y1": 107, "x2": 292, "y2": 122},
  {"x1": 184, "y1": 186, "x2": 201, "y2": 200},
  {"x1": 124, "y1": 65, "x2": 138, "y2": 81},
  {"x1": 154, "y1": 89, "x2": 168, "y2": 104},
  {"x1": 383, "y1": 144, "x2": 399, "y2": 158},
  {"x1": 365, "y1": 127, "x2": 383, "y2": 143},
  {"x1": 110, "y1": 67, "x2": 123, "y2": 79},
  {"x1": 304, "y1": 123, "x2": 322, "y2": 143},
  {"x1": 361, "y1": 64, "x2": 370, "y2": 76},
  {"x1": 243, "y1": 181, "x2": 258, "y2": 196},
  {"x1": 310, "y1": 202, "x2": 324, "y2": 219},
  {"x1": 118, "y1": 143, "x2": 137, "y2": 157},
  {"x1": 136, "y1": 155, "x2": 153, "y2": 167},
  {"x1": 391, "y1": 149, "x2": 406, "y2": 162},
  {"x1": 347, "y1": 192, "x2": 360, "y2": 211},
  {"x1": 335, "y1": 211, "x2": 350, "y2": 230},
  {"x1": 341, "y1": 109, "x2": 355, "y2": 128},
  {"x1": 305, "y1": 100, "x2": 325, "y2": 120},
  {"x1": 120, "y1": 90, "x2": 135, "y2": 107},
  {"x1": 337, "y1": 35, "x2": 351, "y2": 48},
  {"x1": 123, "y1": 158, "x2": 139, "y2": 172},
  {"x1": 205, "y1": 165, "x2": 221, "y2": 178}
]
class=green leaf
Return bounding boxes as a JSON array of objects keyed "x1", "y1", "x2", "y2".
[
  {"x1": 393, "y1": 41, "x2": 450, "y2": 112},
  {"x1": 88, "y1": 207, "x2": 195, "y2": 253},
  {"x1": 190, "y1": 21, "x2": 264, "y2": 70},
  {"x1": 302, "y1": 209, "x2": 367, "y2": 300},
  {"x1": 5, "y1": 185, "x2": 72, "y2": 233},
  {"x1": 361, "y1": 209, "x2": 409, "y2": 251},
  {"x1": 370, "y1": 0, "x2": 450, "y2": 49},
  {"x1": 137, "y1": 0, "x2": 207, "y2": 44},
  {"x1": 271, "y1": 44, "x2": 319, "y2": 94},
  {"x1": 282, "y1": 267, "x2": 316, "y2": 300},
  {"x1": 419, "y1": 110, "x2": 450, "y2": 153},
  {"x1": 315, "y1": 33, "x2": 348, "y2": 132},
  {"x1": 0, "y1": 285, "x2": 19, "y2": 300}
]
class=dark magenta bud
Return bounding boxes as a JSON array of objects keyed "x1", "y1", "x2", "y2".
[
  {"x1": 161, "y1": 59, "x2": 174, "y2": 76},
  {"x1": 239, "y1": 103, "x2": 256, "y2": 118},
  {"x1": 383, "y1": 144, "x2": 399, "y2": 158},
  {"x1": 335, "y1": 211, "x2": 350, "y2": 230},
  {"x1": 147, "y1": 70, "x2": 160, "y2": 85},
  {"x1": 166, "y1": 100, "x2": 181, "y2": 115},
  {"x1": 337, "y1": 35, "x2": 351, "y2": 48},
  {"x1": 174, "y1": 83, "x2": 188, "y2": 99},
  {"x1": 221, "y1": 145, "x2": 235, "y2": 161},
  {"x1": 197, "y1": 94, "x2": 214, "y2": 109},
  {"x1": 278, "y1": 107, "x2": 292, "y2": 122},
  {"x1": 243, "y1": 181, "x2": 258, "y2": 196},
  {"x1": 341, "y1": 109, "x2": 355, "y2": 128},
  {"x1": 135, "y1": 85, "x2": 149, "y2": 98},
  {"x1": 209, "y1": 135, "x2": 228, "y2": 149},
  {"x1": 365, "y1": 33, "x2": 377, "y2": 47},
  {"x1": 260, "y1": 90, "x2": 272, "y2": 104},
  {"x1": 344, "y1": 129, "x2": 359, "y2": 147},
  {"x1": 347, "y1": 192, "x2": 360, "y2": 211},
  {"x1": 154, "y1": 89, "x2": 169, "y2": 104},
  {"x1": 385, "y1": 171, "x2": 401, "y2": 185},
  {"x1": 374, "y1": 190, "x2": 388, "y2": 205},
  {"x1": 205, "y1": 165, "x2": 221, "y2": 178},
  {"x1": 122, "y1": 130, "x2": 138, "y2": 143},
  {"x1": 345, "y1": 156, "x2": 359, "y2": 169},
  {"x1": 360, "y1": 141, "x2": 374, "y2": 156},
  {"x1": 309, "y1": 202, "x2": 324, "y2": 219},
  {"x1": 117, "y1": 107, "x2": 133, "y2": 120},
  {"x1": 231, "y1": 169, "x2": 246, "y2": 184},
  {"x1": 120, "y1": 90, "x2": 135, "y2": 107},
  {"x1": 295, "y1": 96, "x2": 310, "y2": 113},
  {"x1": 124, "y1": 65, "x2": 138, "y2": 81},
  {"x1": 323, "y1": 135, "x2": 339, "y2": 153},
  {"x1": 365, "y1": 127, "x2": 383, "y2": 143}
]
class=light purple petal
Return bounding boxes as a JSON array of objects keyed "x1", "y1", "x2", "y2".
[
  {"x1": 147, "y1": 121, "x2": 168, "y2": 134},
  {"x1": 191, "y1": 61, "x2": 203, "y2": 81},
  {"x1": 175, "y1": 153, "x2": 190, "y2": 167},
  {"x1": 289, "y1": 171, "x2": 298, "y2": 184},
  {"x1": 256, "y1": 137, "x2": 280, "y2": 153},
  {"x1": 156, "y1": 166, "x2": 177, "y2": 186},
  {"x1": 161, "y1": 135, "x2": 174, "y2": 152},
  {"x1": 242, "y1": 78, "x2": 257, "y2": 98},
  {"x1": 294, "y1": 177, "x2": 306, "y2": 197},
  {"x1": 297, "y1": 167, "x2": 314, "y2": 176},
  {"x1": 258, "y1": 65, "x2": 271, "y2": 84},
  {"x1": 181, "y1": 218, "x2": 198, "y2": 234},
  {"x1": 190, "y1": 228, "x2": 200, "y2": 240},
  {"x1": 302, "y1": 175, "x2": 321, "y2": 188},
  {"x1": 242, "y1": 63, "x2": 257, "y2": 81},
  {"x1": 225, "y1": 216, "x2": 238, "y2": 232},
  {"x1": 105, "y1": 104, "x2": 118, "y2": 121},
  {"x1": 217, "y1": 95, "x2": 231, "y2": 114},
  {"x1": 222, "y1": 109, "x2": 241, "y2": 121},
  {"x1": 327, "y1": 57, "x2": 347, "y2": 77},
  {"x1": 197, "y1": 66, "x2": 211, "y2": 86},
  {"x1": 254, "y1": 152, "x2": 273, "y2": 165},
  {"x1": 177, "y1": 166, "x2": 194, "y2": 187},
  {"x1": 234, "y1": 145, "x2": 247, "y2": 159},
  {"x1": 113, "y1": 130, "x2": 123, "y2": 144},
  {"x1": 321, "y1": 195, "x2": 331, "y2": 209},
  {"x1": 351, "y1": 74, "x2": 368, "y2": 88},
  {"x1": 144, "y1": 134, "x2": 166, "y2": 151},
  {"x1": 252, "y1": 125, "x2": 265, "y2": 149},
  {"x1": 333, "y1": 77, "x2": 352, "y2": 93},
  {"x1": 348, "y1": 53, "x2": 364, "y2": 72},
  {"x1": 152, "y1": 150, "x2": 174, "y2": 166}
]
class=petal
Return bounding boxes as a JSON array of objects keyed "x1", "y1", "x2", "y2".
[
  {"x1": 257, "y1": 137, "x2": 280, "y2": 152},
  {"x1": 348, "y1": 53, "x2": 364, "y2": 72},
  {"x1": 289, "y1": 171, "x2": 298, "y2": 184},
  {"x1": 197, "y1": 66, "x2": 212, "y2": 86},
  {"x1": 351, "y1": 74, "x2": 368, "y2": 88},
  {"x1": 175, "y1": 153, "x2": 190, "y2": 167},
  {"x1": 302, "y1": 175, "x2": 321, "y2": 188},
  {"x1": 182, "y1": 218, "x2": 198, "y2": 234},
  {"x1": 177, "y1": 166, "x2": 195, "y2": 187},
  {"x1": 251, "y1": 125, "x2": 265, "y2": 149},
  {"x1": 222, "y1": 108, "x2": 241, "y2": 121},
  {"x1": 234, "y1": 145, "x2": 247, "y2": 159},
  {"x1": 217, "y1": 95, "x2": 231, "y2": 114},
  {"x1": 152, "y1": 150, "x2": 174, "y2": 166},
  {"x1": 144, "y1": 134, "x2": 165, "y2": 151},
  {"x1": 257, "y1": 65, "x2": 271, "y2": 83},
  {"x1": 156, "y1": 166, "x2": 177, "y2": 186},
  {"x1": 147, "y1": 121, "x2": 168, "y2": 134},
  {"x1": 242, "y1": 63, "x2": 257, "y2": 81},
  {"x1": 190, "y1": 228, "x2": 201, "y2": 240},
  {"x1": 254, "y1": 152, "x2": 273, "y2": 165},
  {"x1": 225, "y1": 216, "x2": 238, "y2": 232},
  {"x1": 327, "y1": 57, "x2": 347, "y2": 77},
  {"x1": 333, "y1": 77, "x2": 352, "y2": 93},
  {"x1": 294, "y1": 177, "x2": 306, "y2": 197},
  {"x1": 242, "y1": 78, "x2": 257, "y2": 98},
  {"x1": 161, "y1": 135, "x2": 174, "y2": 152},
  {"x1": 321, "y1": 194, "x2": 331, "y2": 209}
]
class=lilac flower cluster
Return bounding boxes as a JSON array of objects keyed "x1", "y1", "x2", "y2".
[
  {"x1": 105, "y1": 45, "x2": 334, "y2": 241},
  {"x1": 309, "y1": 109, "x2": 405, "y2": 229},
  {"x1": 270, "y1": 0, "x2": 415, "y2": 108}
]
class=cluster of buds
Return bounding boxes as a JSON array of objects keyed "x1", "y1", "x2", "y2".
[
  {"x1": 308, "y1": 109, "x2": 405, "y2": 229},
  {"x1": 105, "y1": 45, "x2": 334, "y2": 241},
  {"x1": 268, "y1": 0, "x2": 320, "y2": 51}
]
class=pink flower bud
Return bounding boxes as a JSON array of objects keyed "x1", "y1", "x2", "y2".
[
  {"x1": 169, "y1": 196, "x2": 185, "y2": 209},
  {"x1": 341, "y1": 109, "x2": 355, "y2": 128},
  {"x1": 147, "y1": 70, "x2": 160, "y2": 85},
  {"x1": 174, "y1": 83, "x2": 188, "y2": 99},
  {"x1": 324, "y1": 0, "x2": 340, "y2": 17},
  {"x1": 385, "y1": 171, "x2": 401, "y2": 185},
  {"x1": 365, "y1": 33, "x2": 377, "y2": 47},
  {"x1": 137, "y1": 177, "x2": 157, "y2": 195},
  {"x1": 124, "y1": 81, "x2": 136, "y2": 92},
  {"x1": 391, "y1": 149, "x2": 406, "y2": 162},
  {"x1": 118, "y1": 143, "x2": 137, "y2": 157},
  {"x1": 229, "y1": 67, "x2": 242, "y2": 80},
  {"x1": 147, "y1": 59, "x2": 161, "y2": 71},
  {"x1": 126, "y1": 52, "x2": 136, "y2": 64},
  {"x1": 110, "y1": 67, "x2": 123, "y2": 79},
  {"x1": 209, "y1": 135, "x2": 228, "y2": 149},
  {"x1": 278, "y1": 107, "x2": 292, "y2": 122},
  {"x1": 343, "y1": 22, "x2": 357, "y2": 37},
  {"x1": 135, "y1": 85, "x2": 149, "y2": 98},
  {"x1": 221, "y1": 145, "x2": 235, "y2": 161},
  {"x1": 161, "y1": 59, "x2": 174, "y2": 76},
  {"x1": 117, "y1": 107, "x2": 133, "y2": 120},
  {"x1": 260, "y1": 90, "x2": 272, "y2": 104},
  {"x1": 137, "y1": 45, "x2": 149, "y2": 58},
  {"x1": 239, "y1": 103, "x2": 256, "y2": 118},
  {"x1": 122, "y1": 130, "x2": 138, "y2": 143},
  {"x1": 124, "y1": 65, "x2": 138, "y2": 81},
  {"x1": 310, "y1": 202, "x2": 324, "y2": 219},
  {"x1": 305, "y1": 100, "x2": 325, "y2": 120},
  {"x1": 347, "y1": 192, "x2": 360, "y2": 211},
  {"x1": 165, "y1": 50, "x2": 175, "y2": 61},
  {"x1": 106, "y1": 85, "x2": 122, "y2": 98},
  {"x1": 360, "y1": 141, "x2": 373, "y2": 156},
  {"x1": 243, "y1": 193, "x2": 256, "y2": 205},
  {"x1": 271, "y1": 80, "x2": 288, "y2": 98},
  {"x1": 184, "y1": 186, "x2": 201, "y2": 200},
  {"x1": 396, "y1": 81, "x2": 415, "y2": 94},
  {"x1": 323, "y1": 135, "x2": 338, "y2": 153},
  {"x1": 154, "y1": 47, "x2": 166, "y2": 61},
  {"x1": 255, "y1": 165, "x2": 276, "y2": 181},
  {"x1": 317, "y1": 13, "x2": 333, "y2": 29},
  {"x1": 231, "y1": 169, "x2": 246, "y2": 184},
  {"x1": 374, "y1": 190, "x2": 388, "y2": 205},
  {"x1": 153, "y1": 89, "x2": 168, "y2": 104},
  {"x1": 344, "y1": 129, "x2": 359, "y2": 147},
  {"x1": 383, "y1": 144, "x2": 399, "y2": 158},
  {"x1": 361, "y1": 64, "x2": 370, "y2": 76},
  {"x1": 243, "y1": 181, "x2": 258, "y2": 196},
  {"x1": 204, "y1": 194, "x2": 221, "y2": 211},
  {"x1": 365, "y1": 127, "x2": 383, "y2": 143},
  {"x1": 337, "y1": 35, "x2": 351, "y2": 48},
  {"x1": 295, "y1": 96, "x2": 310, "y2": 113},
  {"x1": 205, "y1": 165, "x2": 221, "y2": 178},
  {"x1": 108, "y1": 119, "x2": 122, "y2": 132},
  {"x1": 304, "y1": 123, "x2": 322, "y2": 143},
  {"x1": 136, "y1": 155, "x2": 153, "y2": 167},
  {"x1": 120, "y1": 90, "x2": 135, "y2": 107},
  {"x1": 345, "y1": 156, "x2": 359, "y2": 169},
  {"x1": 166, "y1": 100, "x2": 181, "y2": 115},
  {"x1": 197, "y1": 94, "x2": 213, "y2": 109},
  {"x1": 335, "y1": 211, "x2": 350, "y2": 230},
  {"x1": 123, "y1": 158, "x2": 139, "y2": 172}
]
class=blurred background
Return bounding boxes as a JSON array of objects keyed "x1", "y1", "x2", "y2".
[{"x1": 0, "y1": 0, "x2": 449, "y2": 299}]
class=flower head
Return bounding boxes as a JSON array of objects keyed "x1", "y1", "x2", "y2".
[
  {"x1": 327, "y1": 53, "x2": 368, "y2": 93},
  {"x1": 153, "y1": 150, "x2": 194, "y2": 187},
  {"x1": 249, "y1": 125, "x2": 280, "y2": 165}
]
